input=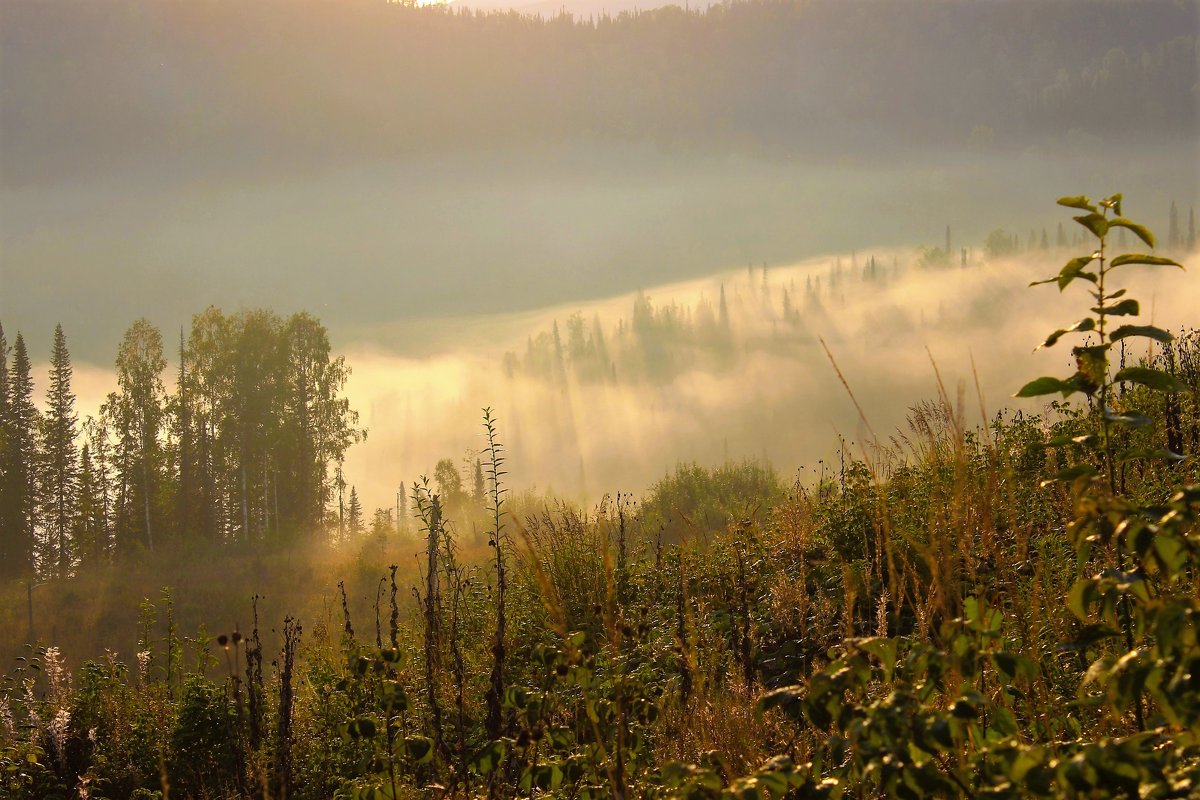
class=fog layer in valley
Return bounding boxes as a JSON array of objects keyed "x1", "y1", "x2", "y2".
[{"x1": 46, "y1": 241, "x2": 1200, "y2": 515}]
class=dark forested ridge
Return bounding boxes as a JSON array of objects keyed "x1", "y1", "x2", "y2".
[{"x1": 3, "y1": 0, "x2": 1197, "y2": 184}]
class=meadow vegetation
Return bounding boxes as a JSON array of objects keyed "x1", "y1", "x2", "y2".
[{"x1": 1, "y1": 196, "x2": 1198, "y2": 799}]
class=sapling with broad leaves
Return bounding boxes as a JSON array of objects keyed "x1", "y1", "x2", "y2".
[
  {"x1": 1019, "y1": 195, "x2": 1199, "y2": 749},
  {"x1": 1017, "y1": 192, "x2": 1187, "y2": 488}
]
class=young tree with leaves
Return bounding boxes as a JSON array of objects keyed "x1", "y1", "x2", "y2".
[
  {"x1": 106, "y1": 319, "x2": 167, "y2": 554},
  {"x1": 276, "y1": 312, "x2": 361, "y2": 538}
]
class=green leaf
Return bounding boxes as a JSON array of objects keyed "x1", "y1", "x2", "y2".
[
  {"x1": 1037, "y1": 318, "x2": 1094, "y2": 349},
  {"x1": 1103, "y1": 410, "x2": 1152, "y2": 428},
  {"x1": 1042, "y1": 463, "x2": 1099, "y2": 485},
  {"x1": 1153, "y1": 534, "x2": 1188, "y2": 577},
  {"x1": 1113, "y1": 366, "x2": 1185, "y2": 392},
  {"x1": 1015, "y1": 376, "x2": 1079, "y2": 398},
  {"x1": 380, "y1": 680, "x2": 409, "y2": 712},
  {"x1": 1100, "y1": 299, "x2": 1139, "y2": 316},
  {"x1": 758, "y1": 686, "x2": 805, "y2": 721},
  {"x1": 1107, "y1": 220, "x2": 1155, "y2": 249},
  {"x1": 990, "y1": 707, "x2": 1019, "y2": 738},
  {"x1": 1058, "y1": 195, "x2": 1097, "y2": 212},
  {"x1": 502, "y1": 686, "x2": 530, "y2": 709},
  {"x1": 1117, "y1": 447, "x2": 1186, "y2": 463},
  {"x1": 404, "y1": 736, "x2": 435, "y2": 764},
  {"x1": 1067, "y1": 578, "x2": 1095, "y2": 620},
  {"x1": 1110, "y1": 325, "x2": 1172, "y2": 343},
  {"x1": 348, "y1": 717, "x2": 377, "y2": 739},
  {"x1": 1110, "y1": 253, "x2": 1182, "y2": 270},
  {"x1": 1073, "y1": 346, "x2": 1107, "y2": 392},
  {"x1": 1073, "y1": 213, "x2": 1109, "y2": 239},
  {"x1": 1036, "y1": 256, "x2": 1099, "y2": 291},
  {"x1": 857, "y1": 637, "x2": 899, "y2": 682},
  {"x1": 1101, "y1": 193, "x2": 1123, "y2": 216},
  {"x1": 469, "y1": 740, "x2": 509, "y2": 776}
]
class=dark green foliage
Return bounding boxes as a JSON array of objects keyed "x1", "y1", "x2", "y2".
[
  {"x1": 170, "y1": 678, "x2": 242, "y2": 798},
  {"x1": 640, "y1": 461, "x2": 784, "y2": 544},
  {"x1": 1, "y1": 334, "x2": 39, "y2": 579},
  {"x1": 41, "y1": 325, "x2": 78, "y2": 579}
]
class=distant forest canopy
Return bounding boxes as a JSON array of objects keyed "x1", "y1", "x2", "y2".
[
  {"x1": 4, "y1": 0, "x2": 1197, "y2": 182},
  {"x1": 0, "y1": 311, "x2": 362, "y2": 582},
  {"x1": 504, "y1": 206, "x2": 1200, "y2": 386}
]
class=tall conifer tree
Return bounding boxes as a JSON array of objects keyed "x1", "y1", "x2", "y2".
[
  {"x1": 74, "y1": 442, "x2": 105, "y2": 567},
  {"x1": 5, "y1": 334, "x2": 39, "y2": 577},
  {"x1": 0, "y1": 323, "x2": 12, "y2": 578},
  {"x1": 347, "y1": 486, "x2": 363, "y2": 537},
  {"x1": 41, "y1": 324, "x2": 79, "y2": 578}
]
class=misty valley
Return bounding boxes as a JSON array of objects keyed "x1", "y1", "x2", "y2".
[{"x1": 1, "y1": 0, "x2": 1199, "y2": 798}]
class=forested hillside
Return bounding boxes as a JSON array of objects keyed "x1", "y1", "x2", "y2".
[{"x1": 4, "y1": 0, "x2": 1197, "y2": 184}]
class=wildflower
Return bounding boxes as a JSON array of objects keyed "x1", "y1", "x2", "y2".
[
  {"x1": 44, "y1": 646, "x2": 71, "y2": 703},
  {"x1": 49, "y1": 707, "x2": 71, "y2": 766},
  {"x1": 0, "y1": 696, "x2": 15, "y2": 740}
]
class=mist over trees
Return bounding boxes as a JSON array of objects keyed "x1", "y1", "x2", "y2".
[
  {"x1": 4, "y1": 0, "x2": 1197, "y2": 184},
  {"x1": 0, "y1": 311, "x2": 362, "y2": 580}
]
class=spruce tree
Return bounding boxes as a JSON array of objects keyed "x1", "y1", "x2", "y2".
[
  {"x1": 347, "y1": 486, "x2": 363, "y2": 536},
  {"x1": 473, "y1": 458, "x2": 486, "y2": 507},
  {"x1": 1168, "y1": 200, "x2": 1180, "y2": 248},
  {"x1": 5, "y1": 334, "x2": 39, "y2": 577},
  {"x1": 82, "y1": 417, "x2": 113, "y2": 563},
  {"x1": 74, "y1": 443, "x2": 105, "y2": 567},
  {"x1": 0, "y1": 323, "x2": 12, "y2": 578},
  {"x1": 41, "y1": 324, "x2": 79, "y2": 578}
]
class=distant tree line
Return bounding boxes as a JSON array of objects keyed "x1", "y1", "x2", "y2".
[
  {"x1": 6, "y1": 0, "x2": 1197, "y2": 181},
  {"x1": 502, "y1": 257, "x2": 892, "y2": 385},
  {"x1": 0, "y1": 310, "x2": 361, "y2": 580}
]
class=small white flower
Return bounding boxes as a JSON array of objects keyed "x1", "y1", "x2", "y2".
[{"x1": 137, "y1": 650, "x2": 152, "y2": 683}]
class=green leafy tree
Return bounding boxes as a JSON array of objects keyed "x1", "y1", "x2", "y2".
[
  {"x1": 433, "y1": 458, "x2": 466, "y2": 512},
  {"x1": 276, "y1": 312, "x2": 361, "y2": 538},
  {"x1": 106, "y1": 319, "x2": 167, "y2": 554}
]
